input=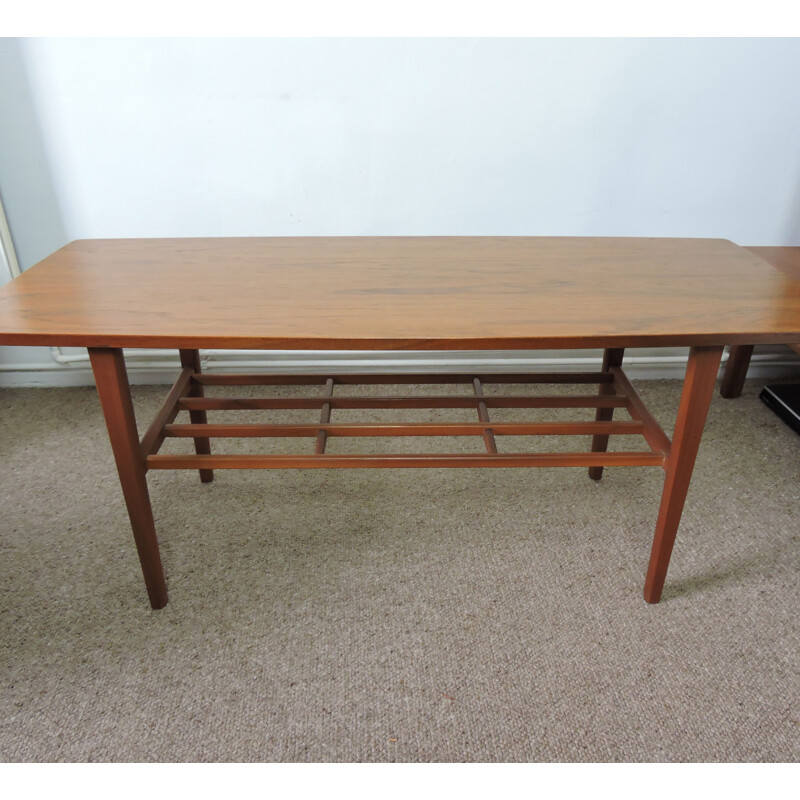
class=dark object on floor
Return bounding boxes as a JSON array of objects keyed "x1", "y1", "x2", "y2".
[{"x1": 760, "y1": 383, "x2": 800, "y2": 435}]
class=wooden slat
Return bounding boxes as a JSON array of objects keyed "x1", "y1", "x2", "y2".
[
  {"x1": 147, "y1": 451, "x2": 666, "y2": 470},
  {"x1": 192, "y1": 372, "x2": 614, "y2": 386},
  {"x1": 178, "y1": 394, "x2": 628, "y2": 411},
  {"x1": 473, "y1": 377, "x2": 498, "y2": 454},
  {"x1": 163, "y1": 421, "x2": 645, "y2": 438},
  {"x1": 315, "y1": 378, "x2": 334, "y2": 454},
  {"x1": 610, "y1": 366, "x2": 672, "y2": 460},
  {"x1": 139, "y1": 367, "x2": 194, "y2": 458}
]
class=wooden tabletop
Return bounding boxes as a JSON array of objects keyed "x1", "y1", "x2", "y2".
[
  {"x1": 745, "y1": 246, "x2": 800, "y2": 280},
  {"x1": 0, "y1": 237, "x2": 798, "y2": 350}
]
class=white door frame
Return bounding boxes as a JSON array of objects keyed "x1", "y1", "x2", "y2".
[{"x1": 0, "y1": 193, "x2": 20, "y2": 284}]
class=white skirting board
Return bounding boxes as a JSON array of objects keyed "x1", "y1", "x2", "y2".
[{"x1": 0, "y1": 346, "x2": 799, "y2": 388}]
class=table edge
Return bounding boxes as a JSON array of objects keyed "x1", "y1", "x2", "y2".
[{"x1": 1, "y1": 332, "x2": 799, "y2": 350}]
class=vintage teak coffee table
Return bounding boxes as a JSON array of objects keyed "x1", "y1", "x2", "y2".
[{"x1": 1, "y1": 237, "x2": 798, "y2": 609}]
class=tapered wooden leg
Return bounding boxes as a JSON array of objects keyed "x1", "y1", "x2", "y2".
[
  {"x1": 588, "y1": 348, "x2": 625, "y2": 480},
  {"x1": 644, "y1": 346, "x2": 723, "y2": 603},
  {"x1": 720, "y1": 345, "x2": 754, "y2": 398},
  {"x1": 89, "y1": 347, "x2": 168, "y2": 609},
  {"x1": 179, "y1": 349, "x2": 214, "y2": 483}
]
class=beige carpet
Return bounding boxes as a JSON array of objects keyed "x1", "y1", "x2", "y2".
[{"x1": 0, "y1": 378, "x2": 798, "y2": 762}]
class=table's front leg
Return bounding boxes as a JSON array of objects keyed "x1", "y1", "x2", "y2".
[
  {"x1": 644, "y1": 345, "x2": 723, "y2": 603},
  {"x1": 89, "y1": 347, "x2": 168, "y2": 609}
]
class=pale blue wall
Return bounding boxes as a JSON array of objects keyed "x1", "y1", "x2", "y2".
[
  {"x1": 9, "y1": 38, "x2": 800, "y2": 247},
  {"x1": 2, "y1": 38, "x2": 800, "y2": 383}
]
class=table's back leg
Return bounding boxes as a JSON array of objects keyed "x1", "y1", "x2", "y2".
[
  {"x1": 588, "y1": 348, "x2": 625, "y2": 480},
  {"x1": 179, "y1": 349, "x2": 214, "y2": 483},
  {"x1": 89, "y1": 347, "x2": 168, "y2": 609},
  {"x1": 720, "y1": 344, "x2": 754, "y2": 398},
  {"x1": 644, "y1": 345, "x2": 723, "y2": 603}
]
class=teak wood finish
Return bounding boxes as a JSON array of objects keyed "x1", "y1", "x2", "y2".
[
  {"x1": 1, "y1": 236, "x2": 798, "y2": 610},
  {"x1": 88, "y1": 348, "x2": 167, "y2": 609},
  {"x1": 140, "y1": 369, "x2": 668, "y2": 471},
  {"x1": 1, "y1": 237, "x2": 800, "y2": 350}
]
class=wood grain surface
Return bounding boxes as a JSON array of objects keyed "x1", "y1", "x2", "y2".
[
  {"x1": 0, "y1": 237, "x2": 798, "y2": 349},
  {"x1": 745, "y1": 246, "x2": 800, "y2": 279}
]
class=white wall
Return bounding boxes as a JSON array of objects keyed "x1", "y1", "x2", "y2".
[{"x1": 2, "y1": 38, "x2": 800, "y2": 385}]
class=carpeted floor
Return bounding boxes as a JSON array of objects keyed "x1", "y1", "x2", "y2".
[{"x1": 0, "y1": 378, "x2": 798, "y2": 762}]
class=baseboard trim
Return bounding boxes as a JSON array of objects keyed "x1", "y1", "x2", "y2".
[{"x1": 2, "y1": 349, "x2": 799, "y2": 388}]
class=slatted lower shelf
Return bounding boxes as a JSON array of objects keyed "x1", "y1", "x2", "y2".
[
  {"x1": 147, "y1": 452, "x2": 666, "y2": 470},
  {"x1": 140, "y1": 370, "x2": 671, "y2": 471}
]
